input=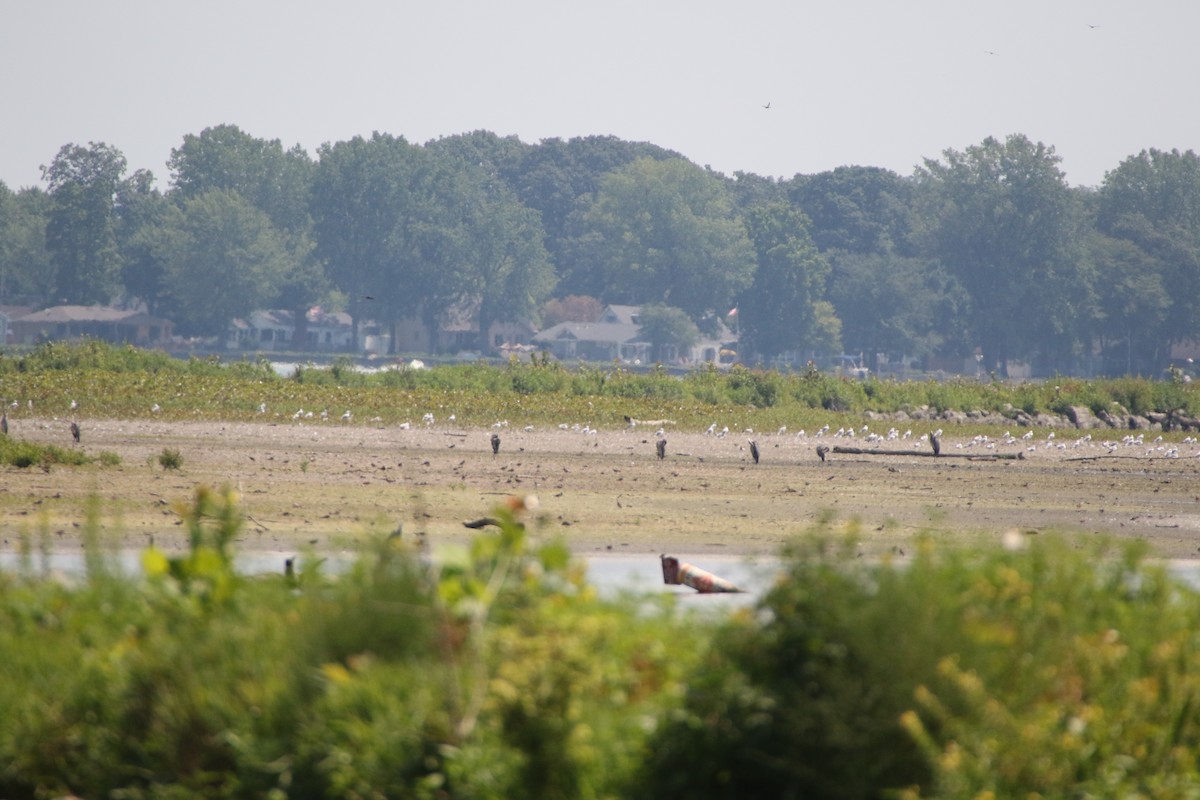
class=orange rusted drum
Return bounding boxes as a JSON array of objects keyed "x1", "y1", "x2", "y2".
[{"x1": 660, "y1": 555, "x2": 741, "y2": 593}]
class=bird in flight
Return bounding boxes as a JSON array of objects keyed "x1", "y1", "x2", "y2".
[
  {"x1": 984, "y1": 49, "x2": 999, "y2": 56},
  {"x1": 762, "y1": 101, "x2": 771, "y2": 109},
  {"x1": 1087, "y1": 23, "x2": 1100, "y2": 29}
]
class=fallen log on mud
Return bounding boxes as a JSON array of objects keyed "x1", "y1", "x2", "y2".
[{"x1": 830, "y1": 445, "x2": 1025, "y2": 461}]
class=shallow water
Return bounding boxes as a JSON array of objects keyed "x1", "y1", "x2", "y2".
[{"x1": 0, "y1": 549, "x2": 777, "y2": 608}]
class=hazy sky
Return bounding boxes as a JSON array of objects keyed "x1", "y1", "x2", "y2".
[{"x1": 3, "y1": 0, "x2": 1198, "y2": 192}]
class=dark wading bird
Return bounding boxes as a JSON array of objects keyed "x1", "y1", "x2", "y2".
[
  {"x1": 749, "y1": 440, "x2": 760, "y2": 465},
  {"x1": 656, "y1": 438, "x2": 667, "y2": 460},
  {"x1": 491, "y1": 432, "x2": 501, "y2": 456},
  {"x1": 70, "y1": 421, "x2": 80, "y2": 444},
  {"x1": 930, "y1": 432, "x2": 941, "y2": 456},
  {"x1": 816, "y1": 444, "x2": 829, "y2": 463},
  {"x1": 1, "y1": 411, "x2": 7, "y2": 435}
]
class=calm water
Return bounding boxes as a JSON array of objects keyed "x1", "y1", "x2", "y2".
[
  {"x1": 6, "y1": 550, "x2": 1197, "y2": 609},
  {"x1": 0, "y1": 549, "x2": 777, "y2": 609}
]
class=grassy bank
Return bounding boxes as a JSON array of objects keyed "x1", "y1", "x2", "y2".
[{"x1": 1, "y1": 341, "x2": 1198, "y2": 433}]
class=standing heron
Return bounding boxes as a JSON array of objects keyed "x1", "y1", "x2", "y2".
[
  {"x1": 656, "y1": 438, "x2": 667, "y2": 460},
  {"x1": 816, "y1": 444, "x2": 829, "y2": 463},
  {"x1": 491, "y1": 433, "x2": 501, "y2": 456},
  {"x1": 930, "y1": 432, "x2": 941, "y2": 456},
  {"x1": 1, "y1": 411, "x2": 7, "y2": 435},
  {"x1": 749, "y1": 440, "x2": 760, "y2": 465},
  {"x1": 70, "y1": 421, "x2": 81, "y2": 444}
]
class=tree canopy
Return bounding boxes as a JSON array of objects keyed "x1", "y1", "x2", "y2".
[{"x1": 6, "y1": 126, "x2": 1200, "y2": 376}]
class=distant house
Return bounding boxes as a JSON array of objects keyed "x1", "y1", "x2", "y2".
[
  {"x1": 8, "y1": 305, "x2": 174, "y2": 347},
  {"x1": 227, "y1": 308, "x2": 356, "y2": 352},
  {"x1": 532, "y1": 304, "x2": 733, "y2": 365},
  {"x1": 532, "y1": 317, "x2": 650, "y2": 363},
  {"x1": 391, "y1": 301, "x2": 537, "y2": 356}
]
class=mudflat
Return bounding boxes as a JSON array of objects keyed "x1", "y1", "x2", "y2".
[{"x1": 2, "y1": 418, "x2": 1199, "y2": 560}]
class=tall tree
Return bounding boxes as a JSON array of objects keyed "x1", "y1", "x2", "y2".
[
  {"x1": 1095, "y1": 148, "x2": 1200, "y2": 368},
  {"x1": 637, "y1": 303, "x2": 701, "y2": 363},
  {"x1": 115, "y1": 169, "x2": 173, "y2": 315},
  {"x1": 169, "y1": 124, "x2": 323, "y2": 347},
  {"x1": 168, "y1": 124, "x2": 313, "y2": 235},
  {"x1": 426, "y1": 137, "x2": 556, "y2": 352},
  {"x1": 42, "y1": 142, "x2": 127, "y2": 305},
  {"x1": 0, "y1": 184, "x2": 54, "y2": 304},
  {"x1": 567, "y1": 158, "x2": 756, "y2": 320},
  {"x1": 511, "y1": 136, "x2": 683, "y2": 274},
  {"x1": 913, "y1": 134, "x2": 1089, "y2": 375},
  {"x1": 827, "y1": 251, "x2": 969, "y2": 370},
  {"x1": 311, "y1": 133, "x2": 424, "y2": 349},
  {"x1": 1086, "y1": 230, "x2": 1170, "y2": 374},
  {"x1": 156, "y1": 189, "x2": 290, "y2": 337},
  {"x1": 736, "y1": 202, "x2": 837, "y2": 361},
  {"x1": 788, "y1": 166, "x2": 916, "y2": 256}
]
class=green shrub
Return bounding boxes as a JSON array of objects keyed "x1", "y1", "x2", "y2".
[
  {"x1": 633, "y1": 531, "x2": 1200, "y2": 799},
  {"x1": 0, "y1": 436, "x2": 90, "y2": 468},
  {"x1": 0, "y1": 490, "x2": 698, "y2": 799},
  {"x1": 157, "y1": 448, "x2": 183, "y2": 470}
]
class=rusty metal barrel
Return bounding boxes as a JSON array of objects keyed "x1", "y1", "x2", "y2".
[{"x1": 660, "y1": 555, "x2": 742, "y2": 593}]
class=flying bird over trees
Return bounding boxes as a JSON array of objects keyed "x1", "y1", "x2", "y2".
[
  {"x1": 656, "y1": 438, "x2": 667, "y2": 460},
  {"x1": 491, "y1": 433, "x2": 501, "y2": 456}
]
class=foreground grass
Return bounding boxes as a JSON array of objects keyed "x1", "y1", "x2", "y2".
[{"x1": 4, "y1": 487, "x2": 1200, "y2": 797}]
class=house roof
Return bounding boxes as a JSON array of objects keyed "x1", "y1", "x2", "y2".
[
  {"x1": 14, "y1": 305, "x2": 170, "y2": 326},
  {"x1": 532, "y1": 321, "x2": 646, "y2": 345},
  {"x1": 600, "y1": 304, "x2": 641, "y2": 324}
]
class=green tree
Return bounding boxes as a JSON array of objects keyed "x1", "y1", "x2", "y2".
[
  {"x1": 568, "y1": 158, "x2": 756, "y2": 319},
  {"x1": 156, "y1": 189, "x2": 290, "y2": 337},
  {"x1": 427, "y1": 137, "x2": 556, "y2": 353},
  {"x1": 788, "y1": 166, "x2": 916, "y2": 256},
  {"x1": 827, "y1": 252, "x2": 969, "y2": 370},
  {"x1": 0, "y1": 184, "x2": 54, "y2": 305},
  {"x1": 42, "y1": 142, "x2": 128, "y2": 304},
  {"x1": 169, "y1": 124, "x2": 324, "y2": 348},
  {"x1": 311, "y1": 133, "x2": 425, "y2": 350},
  {"x1": 1095, "y1": 148, "x2": 1200, "y2": 370},
  {"x1": 115, "y1": 169, "x2": 174, "y2": 315},
  {"x1": 913, "y1": 134, "x2": 1090, "y2": 376},
  {"x1": 637, "y1": 303, "x2": 701, "y2": 363},
  {"x1": 168, "y1": 124, "x2": 314, "y2": 236},
  {"x1": 736, "y1": 202, "x2": 835, "y2": 362},
  {"x1": 513, "y1": 136, "x2": 684, "y2": 279},
  {"x1": 1086, "y1": 230, "x2": 1170, "y2": 375}
]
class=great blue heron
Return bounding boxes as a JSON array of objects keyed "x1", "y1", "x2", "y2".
[
  {"x1": 70, "y1": 421, "x2": 80, "y2": 444},
  {"x1": 816, "y1": 444, "x2": 829, "y2": 463},
  {"x1": 930, "y1": 432, "x2": 941, "y2": 456},
  {"x1": 749, "y1": 440, "x2": 760, "y2": 464},
  {"x1": 1, "y1": 411, "x2": 7, "y2": 435},
  {"x1": 491, "y1": 433, "x2": 501, "y2": 456},
  {"x1": 656, "y1": 438, "x2": 667, "y2": 460}
]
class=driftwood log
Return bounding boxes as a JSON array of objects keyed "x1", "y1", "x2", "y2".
[{"x1": 830, "y1": 445, "x2": 1025, "y2": 461}]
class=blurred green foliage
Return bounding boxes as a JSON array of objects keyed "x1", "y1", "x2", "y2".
[{"x1": 4, "y1": 485, "x2": 1200, "y2": 796}]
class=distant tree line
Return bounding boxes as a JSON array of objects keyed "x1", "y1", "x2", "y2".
[{"x1": 1, "y1": 125, "x2": 1198, "y2": 376}]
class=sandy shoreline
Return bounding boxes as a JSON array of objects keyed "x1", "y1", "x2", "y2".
[{"x1": 2, "y1": 416, "x2": 1199, "y2": 560}]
